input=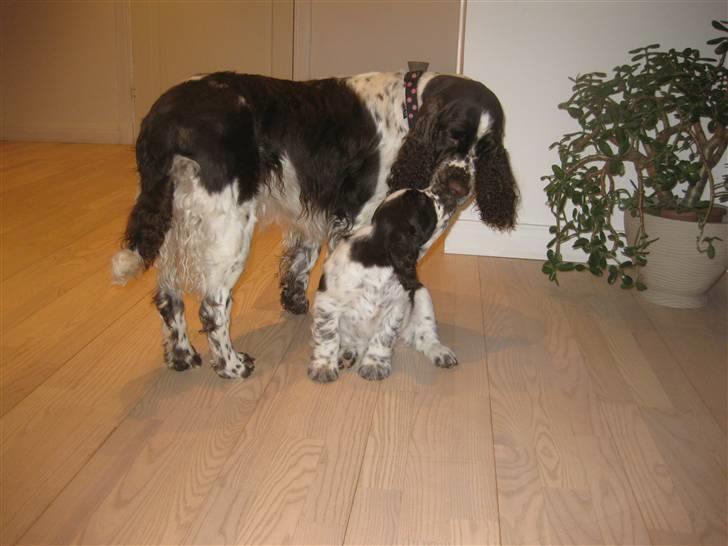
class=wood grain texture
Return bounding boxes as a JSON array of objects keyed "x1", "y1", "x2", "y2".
[
  {"x1": 481, "y1": 258, "x2": 669, "y2": 546},
  {"x1": 346, "y1": 253, "x2": 501, "y2": 545},
  {"x1": 1, "y1": 142, "x2": 725, "y2": 545}
]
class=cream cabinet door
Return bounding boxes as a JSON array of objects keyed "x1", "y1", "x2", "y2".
[
  {"x1": 294, "y1": 0, "x2": 462, "y2": 79},
  {"x1": 131, "y1": 0, "x2": 293, "y2": 134}
]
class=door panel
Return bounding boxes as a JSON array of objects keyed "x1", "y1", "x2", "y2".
[
  {"x1": 131, "y1": 0, "x2": 293, "y2": 133},
  {"x1": 295, "y1": 0, "x2": 461, "y2": 79},
  {"x1": 0, "y1": 0, "x2": 133, "y2": 143}
]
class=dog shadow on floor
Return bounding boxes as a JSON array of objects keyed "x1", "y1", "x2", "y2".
[{"x1": 118, "y1": 297, "x2": 540, "y2": 411}]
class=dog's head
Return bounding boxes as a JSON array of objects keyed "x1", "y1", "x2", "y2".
[{"x1": 388, "y1": 77, "x2": 519, "y2": 230}]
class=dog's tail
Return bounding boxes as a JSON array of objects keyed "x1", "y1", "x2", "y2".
[
  {"x1": 112, "y1": 118, "x2": 175, "y2": 285},
  {"x1": 111, "y1": 248, "x2": 145, "y2": 285}
]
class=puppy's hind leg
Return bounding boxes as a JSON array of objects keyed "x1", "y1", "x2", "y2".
[
  {"x1": 358, "y1": 300, "x2": 408, "y2": 381},
  {"x1": 337, "y1": 329, "x2": 363, "y2": 370},
  {"x1": 402, "y1": 287, "x2": 458, "y2": 368}
]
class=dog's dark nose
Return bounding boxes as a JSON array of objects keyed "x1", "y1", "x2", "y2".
[
  {"x1": 446, "y1": 176, "x2": 469, "y2": 199},
  {"x1": 433, "y1": 165, "x2": 470, "y2": 204}
]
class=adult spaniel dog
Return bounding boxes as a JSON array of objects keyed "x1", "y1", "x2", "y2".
[{"x1": 112, "y1": 70, "x2": 518, "y2": 379}]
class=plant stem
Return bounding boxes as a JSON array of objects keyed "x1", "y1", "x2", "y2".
[{"x1": 681, "y1": 123, "x2": 727, "y2": 207}]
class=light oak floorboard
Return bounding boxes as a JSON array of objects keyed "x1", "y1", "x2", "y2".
[{"x1": 1, "y1": 143, "x2": 725, "y2": 545}]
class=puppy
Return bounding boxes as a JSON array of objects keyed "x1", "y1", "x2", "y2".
[{"x1": 308, "y1": 173, "x2": 468, "y2": 383}]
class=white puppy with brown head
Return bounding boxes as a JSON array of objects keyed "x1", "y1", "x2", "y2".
[{"x1": 308, "y1": 168, "x2": 471, "y2": 383}]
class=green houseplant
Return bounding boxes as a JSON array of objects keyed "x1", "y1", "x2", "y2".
[{"x1": 542, "y1": 20, "x2": 728, "y2": 306}]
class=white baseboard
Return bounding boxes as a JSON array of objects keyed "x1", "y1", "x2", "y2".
[
  {"x1": 1, "y1": 123, "x2": 131, "y2": 144},
  {"x1": 444, "y1": 218, "x2": 587, "y2": 263}
]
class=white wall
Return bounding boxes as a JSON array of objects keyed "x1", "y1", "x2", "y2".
[{"x1": 446, "y1": 0, "x2": 727, "y2": 260}]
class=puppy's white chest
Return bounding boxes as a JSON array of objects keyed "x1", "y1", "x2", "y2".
[{"x1": 339, "y1": 273, "x2": 406, "y2": 340}]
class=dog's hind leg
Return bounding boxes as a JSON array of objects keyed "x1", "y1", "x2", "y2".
[
  {"x1": 154, "y1": 287, "x2": 201, "y2": 371},
  {"x1": 402, "y1": 287, "x2": 458, "y2": 368},
  {"x1": 197, "y1": 195, "x2": 258, "y2": 379},
  {"x1": 279, "y1": 231, "x2": 320, "y2": 315},
  {"x1": 154, "y1": 200, "x2": 200, "y2": 372}
]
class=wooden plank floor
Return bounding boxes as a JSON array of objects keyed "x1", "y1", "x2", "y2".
[{"x1": 1, "y1": 141, "x2": 725, "y2": 545}]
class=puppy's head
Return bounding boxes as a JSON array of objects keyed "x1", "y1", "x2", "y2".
[{"x1": 372, "y1": 189, "x2": 438, "y2": 251}]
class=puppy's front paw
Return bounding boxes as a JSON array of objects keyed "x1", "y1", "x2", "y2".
[
  {"x1": 308, "y1": 359, "x2": 339, "y2": 383},
  {"x1": 213, "y1": 352, "x2": 255, "y2": 379},
  {"x1": 427, "y1": 344, "x2": 458, "y2": 368},
  {"x1": 358, "y1": 355, "x2": 392, "y2": 381}
]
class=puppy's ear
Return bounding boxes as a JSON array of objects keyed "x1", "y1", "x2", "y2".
[
  {"x1": 375, "y1": 193, "x2": 431, "y2": 293},
  {"x1": 474, "y1": 134, "x2": 519, "y2": 230},
  {"x1": 387, "y1": 229, "x2": 422, "y2": 293}
]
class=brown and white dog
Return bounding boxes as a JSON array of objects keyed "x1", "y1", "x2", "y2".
[{"x1": 111, "y1": 71, "x2": 518, "y2": 379}]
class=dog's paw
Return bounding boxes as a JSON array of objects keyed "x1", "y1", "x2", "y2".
[
  {"x1": 165, "y1": 346, "x2": 202, "y2": 372},
  {"x1": 212, "y1": 352, "x2": 255, "y2": 379},
  {"x1": 280, "y1": 281, "x2": 309, "y2": 315},
  {"x1": 427, "y1": 344, "x2": 458, "y2": 368},
  {"x1": 337, "y1": 348, "x2": 358, "y2": 369},
  {"x1": 308, "y1": 359, "x2": 339, "y2": 383},
  {"x1": 357, "y1": 356, "x2": 392, "y2": 381}
]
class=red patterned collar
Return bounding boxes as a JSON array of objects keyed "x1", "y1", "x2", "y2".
[{"x1": 402, "y1": 70, "x2": 424, "y2": 129}]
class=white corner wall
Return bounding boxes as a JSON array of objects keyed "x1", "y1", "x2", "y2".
[{"x1": 446, "y1": 0, "x2": 727, "y2": 260}]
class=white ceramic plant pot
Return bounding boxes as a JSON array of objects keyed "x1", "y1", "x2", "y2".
[{"x1": 624, "y1": 210, "x2": 728, "y2": 308}]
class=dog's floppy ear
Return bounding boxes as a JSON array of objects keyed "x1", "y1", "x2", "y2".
[
  {"x1": 474, "y1": 134, "x2": 519, "y2": 230},
  {"x1": 387, "y1": 99, "x2": 444, "y2": 192}
]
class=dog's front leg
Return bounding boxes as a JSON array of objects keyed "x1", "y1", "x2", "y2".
[
  {"x1": 358, "y1": 300, "x2": 408, "y2": 381},
  {"x1": 308, "y1": 292, "x2": 342, "y2": 383},
  {"x1": 279, "y1": 232, "x2": 320, "y2": 315}
]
